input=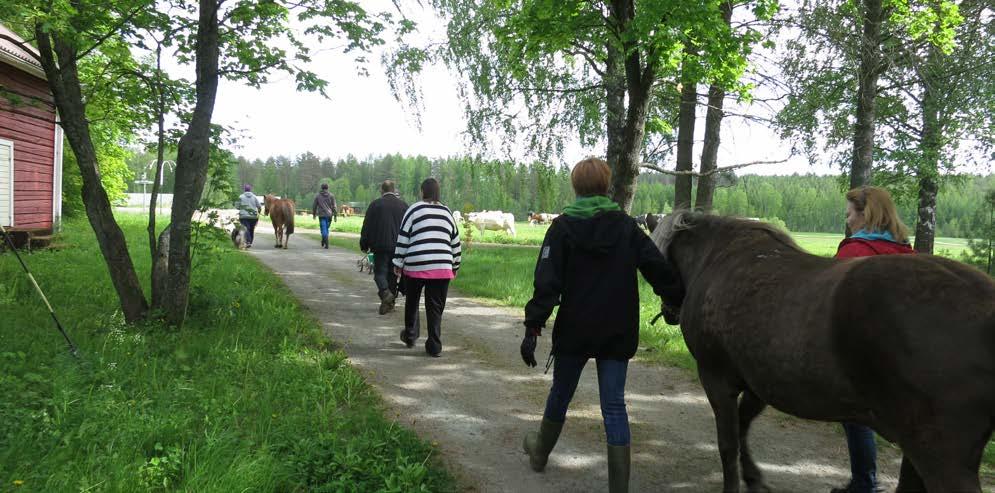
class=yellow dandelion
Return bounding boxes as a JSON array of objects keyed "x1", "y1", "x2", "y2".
[{"x1": 13, "y1": 480, "x2": 24, "y2": 486}]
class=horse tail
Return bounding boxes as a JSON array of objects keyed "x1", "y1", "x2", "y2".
[{"x1": 284, "y1": 203, "x2": 295, "y2": 235}]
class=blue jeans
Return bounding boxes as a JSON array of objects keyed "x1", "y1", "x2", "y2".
[
  {"x1": 543, "y1": 355, "x2": 630, "y2": 446},
  {"x1": 318, "y1": 217, "x2": 332, "y2": 241},
  {"x1": 239, "y1": 218, "x2": 257, "y2": 245},
  {"x1": 842, "y1": 422, "x2": 877, "y2": 492}
]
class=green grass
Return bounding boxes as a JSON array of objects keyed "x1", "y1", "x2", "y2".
[
  {"x1": 0, "y1": 215, "x2": 455, "y2": 492},
  {"x1": 301, "y1": 213, "x2": 974, "y2": 254}
]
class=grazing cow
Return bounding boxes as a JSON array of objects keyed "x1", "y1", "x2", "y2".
[
  {"x1": 652, "y1": 212, "x2": 995, "y2": 493},
  {"x1": 451, "y1": 210, "x2": 462, "y2": 225},
  {"x1": 528, "y1": 212, "x2": 559, "y2": 225},
  {"x1": 264, "y1": 194, "x2": 295, "y2": 249},
  {"x1": 468, "y1": 210, "x2": 516, "y2": 237},
  {"x1": 340, "y1": 204, "x2": 354, "y2": 217}
]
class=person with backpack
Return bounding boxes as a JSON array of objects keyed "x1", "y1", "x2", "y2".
[{"x1": 237, "y1": 184, "x2": 262, "y2": 248}]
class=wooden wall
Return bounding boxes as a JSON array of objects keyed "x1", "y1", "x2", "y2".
[{"x1": 0, "y1": 61, "x2": 56, "y2": 229}]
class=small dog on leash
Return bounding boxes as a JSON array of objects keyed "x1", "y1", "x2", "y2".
[{"x1": 231, "y1": 224, "x2": 248, "y2": 250}]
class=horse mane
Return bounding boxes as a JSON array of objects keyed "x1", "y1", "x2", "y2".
[{"x1": 660, "y1": 211, "x2": 804, "y2": 254}]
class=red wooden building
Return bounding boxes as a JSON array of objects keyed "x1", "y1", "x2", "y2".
[{"x1": 0, "y1": 23, "x2": 63, "y2": 236}]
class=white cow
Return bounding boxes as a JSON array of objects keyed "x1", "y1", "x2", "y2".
[
  {"x1": 467, "y1": 210, "x2": 516, "y2": 237},
  {"x1": 451, "y1": 210, "x2": 462, "y2": 225}
]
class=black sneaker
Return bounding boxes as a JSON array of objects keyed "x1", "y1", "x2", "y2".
[
  {"x1": 399, "y1": 330, "x2": 414, "y2": 348},
  {"x1": 379, "y1": 292, "x2": 396, "y2": 315}
]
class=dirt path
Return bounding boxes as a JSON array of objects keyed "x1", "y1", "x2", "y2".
[{"x1": 247, "y1": 230, "x2": 907, "y2": 493}]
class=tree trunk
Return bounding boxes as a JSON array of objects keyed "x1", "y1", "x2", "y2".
[
  {"x1": 914, "y1": 44, "x2": 943, "y2": 255},
  {"x1": 694, "y1": 3, "x2": 732, "y2": 213},
  {"x1": 695, "y1": 84, "x2": 723, "y2": 213},
  {"x1": 151, "y1": 226, "x2": 170, "y2": 310},
  {"x1": 914, "y1": 175, "x2": 938, "y2": 253},
  {"x1": 674, "y1": 73, "x2": 697, "y2": 211},
  {"x1": 605, "y1": 0, "x2": 654, "y2": 212},
  {"x1": 849, "y1": 0, "x2": 883, "y2": 190},
  {"x1": 35, "y1": 25, "x2": 148, "y2": 323},
  {"x1": 604, "y1": 38, "x2": 626, "y2": 204},
  {"x1": 149, "y1": 42, "x2": 166, "y2": 261},
  {"x1": 164, "y1": 0, "x2": 221, "y2": 326}
]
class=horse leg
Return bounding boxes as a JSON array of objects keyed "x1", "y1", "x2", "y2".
[
  {"x1": 283, "y1": 231, "x2": 290, "y2": 249},
  {"x1": 896, "y1": 456, "x2": 926, "y2": 493},
  {"x1": 738, "y1": 389, "x2": 770, "y2": 493},
  {"x1": 275, "y1": 225, "x2": 282, "y2": 248},
  {"x1": 699, "y1": 367, "x2": 743, "y2": 493},
  {"x1": 896, "y1": 415, "x2": 989, "y2": 493}
]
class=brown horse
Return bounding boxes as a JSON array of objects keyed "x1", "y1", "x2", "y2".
[
  {"x1": 264, "y1": 194, "x2": 295, "y2": 249},
  {"x1": 652, "y1": 212, "x2": 995, "y2": 493}
]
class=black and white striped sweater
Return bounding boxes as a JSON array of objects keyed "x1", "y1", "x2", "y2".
[{"x1": 392, "y1": 202, "x2": 462, "y2": 273}]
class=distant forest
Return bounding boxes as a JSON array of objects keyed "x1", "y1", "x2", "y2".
[{"x1": 130, "y1": 152, "x2": 994, "y2": 239}]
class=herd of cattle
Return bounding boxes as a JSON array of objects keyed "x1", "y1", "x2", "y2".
[{"x1": 447, "y1": 210, "x2": 666, "y2": 238}]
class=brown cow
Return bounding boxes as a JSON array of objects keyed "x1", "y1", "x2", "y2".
[
  {"x1": 339, "y1": 204, "x2": 354, "y2": 217},
  {"x1": 264, "y1": 194, "x2": 295, "y2": 249}
]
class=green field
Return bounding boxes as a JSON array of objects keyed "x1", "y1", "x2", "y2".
[
  {"x1": 0, "y1": 216, "x2": 454, "y2": 492},
  {"x1": 288, "y1": 214, "x2": 973, "y2": 255}
]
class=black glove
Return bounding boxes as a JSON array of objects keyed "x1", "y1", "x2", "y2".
[
  {"x1": 662, "y1": 303, "x2": 681, "y2": 325},
  {"x1": 520, "y1": 325, "x2": 541, "y2": 367}
]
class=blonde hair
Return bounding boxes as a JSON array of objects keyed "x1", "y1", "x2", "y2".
[
  {"x1": 846, "y1": 186, "x2": 910, "y2": 243},
  {"x1": 571, "y1": 158, "x2": 612, "y2": 196}
]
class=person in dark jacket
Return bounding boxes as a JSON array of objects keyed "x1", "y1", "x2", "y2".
[
  {"x1": 831, "y1": 185, "x2": 914, "y2": 493},
  {"x1": 360, "y1": 180, "x2": 409, "y2": 314},
  {"x1": 311, "y1": 183, "x2": 338, "y2": 248},
  {"x1": 519, "y1": 158, "x2": 683, "y2": 493}
]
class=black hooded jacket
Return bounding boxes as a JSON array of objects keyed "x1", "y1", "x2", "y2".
[
  {"x1": 360, "y1": 193, "x2": 409, "y2": 253},
  {"x1": 523, "y1": 211, "x2": 683, "y2": 360}
]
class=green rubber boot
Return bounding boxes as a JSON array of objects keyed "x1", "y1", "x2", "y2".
[
  {"x1": 522, "y1": 418, "x2": 564, "y2": 472},
  {"x1": 607, "y1": 444, "x2": 630, "y2": 493}
]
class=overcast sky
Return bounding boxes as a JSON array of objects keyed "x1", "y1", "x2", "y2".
[{"x1": 206, "y1": 1, "x2": 834, "y2": 175}]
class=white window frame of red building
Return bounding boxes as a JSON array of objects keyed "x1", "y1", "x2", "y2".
[
  {"x1": 52, "y1": 112, "x2": 63, "y2": 230},
  {"x1": 0, "y1": 138, "x2": 13, "y2": 227}
]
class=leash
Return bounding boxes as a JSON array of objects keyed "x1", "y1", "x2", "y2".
[{"x1": 0, "y1": 224, "x2": 79, "y2": 358}]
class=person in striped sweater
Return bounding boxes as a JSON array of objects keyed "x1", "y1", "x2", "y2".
[{"x1": 392, "y1": 178, "x2": 462, "y2": 357}]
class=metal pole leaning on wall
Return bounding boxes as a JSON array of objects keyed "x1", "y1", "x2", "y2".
[{"x1": 0, "y1": 224, "x2": 79, "y2": 358}]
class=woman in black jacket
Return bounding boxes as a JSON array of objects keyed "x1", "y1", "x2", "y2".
[{"x1": 520, "y1": 158, "x2": 683, "y2": 493}]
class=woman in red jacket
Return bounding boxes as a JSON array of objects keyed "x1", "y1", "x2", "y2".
[{"x1": 832, "y1": 185, "x2": 914, "y2": 493}]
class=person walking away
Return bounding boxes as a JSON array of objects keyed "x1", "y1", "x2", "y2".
[
  {"x1": 519, "y1": 158, "x2": 683, "y2": 493},
  {"x1": 237, "y1": 184, "x2": 262, "y2": 248},
  {"x1": 360, "y1": 180, "x2": 408, "y2": 314},
  {"x1": 392, "y1": 178, "x2": 461, "y2": 357},
  {"x1": 831, "y1": 185, "x2": 915, "y2": 493},
  {"x1": 312, "y1": 183, "x2": 338, "y2": 248}
]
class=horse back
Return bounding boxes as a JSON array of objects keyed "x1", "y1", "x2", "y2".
[{"x1": 831, "y1": 255, "x2": 995, "y2": 414}]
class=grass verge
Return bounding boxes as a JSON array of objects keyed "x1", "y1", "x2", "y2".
[{"x1": 0, "y1": 215, "x2": 455, "y2": 492}]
